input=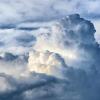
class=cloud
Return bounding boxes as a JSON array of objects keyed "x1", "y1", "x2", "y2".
[
  {"x1": 0, "y1": 0, "x2": 100, "y2": 25},
  {"x1": 25, "y1": 14, "x2": 100, "y2": 100},
  {"x1": 0, "y1": 0, "x2": 100, "y2": 100},
  {"x1": 28, "y1": 50, "x2": 67, "y2": 78},
  {"x1": 0, "y1": 29, "x2": 36, "y2": 55},
  {"x1": 93, "y1": 20, "x2": 100, "y2": 44},
  {"x1": 32, "y1": 14, "x2": 99, "y2": 69},
  {"x1": 0, "y1": 74, "x2": 15, "y2": 93},
  {"x1": 15, "y1": 33, "x2": 36, "y2": 47},
  {"x1": 0, "y1": 52, "x2": 28, "y2": 77},
  {"x1": 0, "y1": 72, "x2": 69, "y2": 100},
  {"x1": 0, "y1": 14, "x2": 100, "y2": 100},
  {"x1": 2, "y1": 0, "x2": 100, "y2": 47}
]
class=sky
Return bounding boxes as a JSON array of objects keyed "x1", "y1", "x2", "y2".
[{"x1": 0, "y1": 0, "x2": 100, "y2": 100}]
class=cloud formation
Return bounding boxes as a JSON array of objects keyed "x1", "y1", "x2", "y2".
[
  {"x1": 0, "y1": 0, "x2": 100, "y2": 100},
  {"x1": 28, "y1": 50, "x2": 67, "y2": 78},
  {"x1": 0, "y1": 14, "x2": 100, "y2": 100},
  {"x1": 32, "y1": 14, "x2": 99, "y2": 69},
  {"x1": 0, "y1": 0, "x2": 100, "y2": 25}
]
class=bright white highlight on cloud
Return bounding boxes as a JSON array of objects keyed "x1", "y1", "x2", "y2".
[
  {"x1": 34, "y1": 22, "x2": 78, "y2": 61},
  {"x1": 28, "y1": 50, "x2": 67, "y2": 78},
  {"x1": 93, "y1": 20, "x2": 100, "y2": 44}
]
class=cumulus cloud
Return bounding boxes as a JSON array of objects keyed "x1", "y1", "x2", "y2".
[
  {"x1": 28, "y1": 50, "x2": 67, "y2": 78},
  {"x1": 0, "y1": 0, "x2": 100, "y2": 100},
  {"x1": 26, "y1": 14, "x2": 100, "y2": 100},
  {"x1": 32, "y1": 14, "x2": 99, "y2": 69},
  {"x1": 0, "y1": 14, "x2": 100, "y2": 100}
]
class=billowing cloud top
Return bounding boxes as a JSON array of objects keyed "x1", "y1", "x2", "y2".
[
  {"x1": 0, "y1": 13, "x2": 100, "y2": 100},
  {"x1": 31, "y1": 14, "x2": 99, "y2": 70}
]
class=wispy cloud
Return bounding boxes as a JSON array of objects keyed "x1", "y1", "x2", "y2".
[{"x1": 0, "y1": 0, "x2": 100, "y2": 25}]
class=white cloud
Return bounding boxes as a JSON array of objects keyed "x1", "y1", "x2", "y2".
[
  {"x1": 31, "y1": 14, "x2": 97, "y2": 70},
  {"x1": 0, "y1": 2, "x2": 99, "y2": 98},
  {"x1": 28, "y1": 50, "x2": 67, "y2": 78},
  {"x1": 0, "y1": 76, "x2": 12, "y2": 92},
  {"x1": 93, "y1": 20, "x2": 100, "y2": 44},
  {"x1": 0, "y1": 0, "x2": 100, "y2": 24}
]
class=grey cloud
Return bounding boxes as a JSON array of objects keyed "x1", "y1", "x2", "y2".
[
  {"x1": 0, "y1": 14, "x2": 99, "y2": 100},
  {"x1": 0, "y1": 41, "x2": 4, "y2": 47},
  {"x1": 15, "y1": 34, "x2": 36, "y2": 47},
  {"x1": 0, "y1": 73, "x2": 68, "y2": 100},
  {"x1": 32, "y1": 14, "x2": 100, "y2": 70},
  {"x1": 0, "y1": 0, "x2": 100, "y2": 25},
  {"x1": 0, "y1": 29, "x2": 36, "y2": 55},
  {"x1": 0, "y1": 68, "x2": 100, "y2": 100},
  {"x1": 0, "y1": 1, "x2": 99, "y2": 100}
]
